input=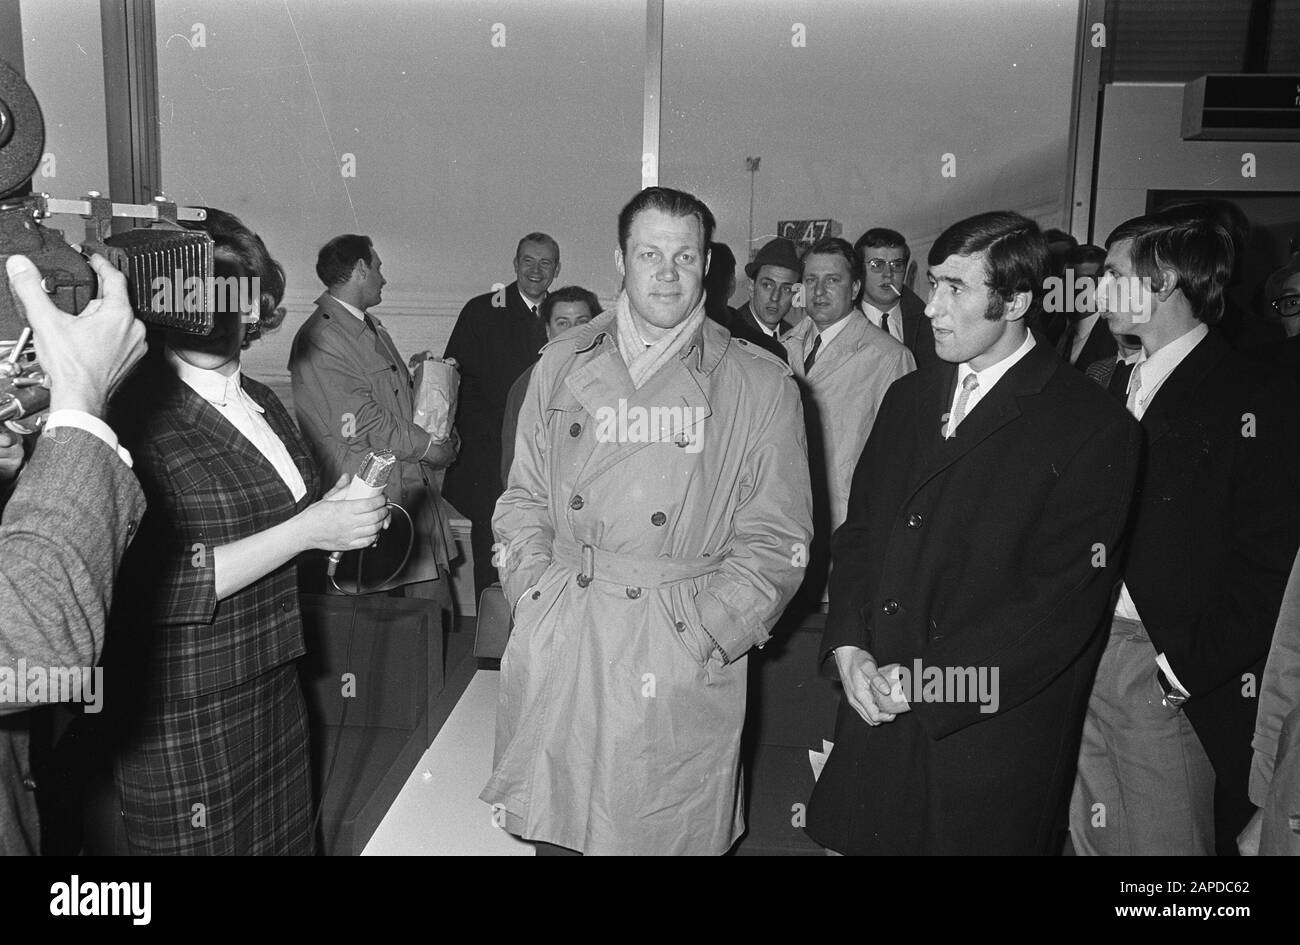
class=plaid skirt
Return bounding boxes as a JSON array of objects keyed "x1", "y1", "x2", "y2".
[{"x1": 114, "y1": 663, "x2": 314, "y2": 855}]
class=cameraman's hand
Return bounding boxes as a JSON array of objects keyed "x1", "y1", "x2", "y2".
[
  {"x1": 5, "y1": 253, "x2": 147, "y2": 419},
  {"x1": 0, "y1": 429, "x2": 23, "y2": 481},
  {"x1": 294, "y1": 485, "x2": 390, "y2": 553}
]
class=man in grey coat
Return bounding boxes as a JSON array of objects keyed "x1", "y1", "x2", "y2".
[{"x1": 1, "y1": 254, "x2": 147, "y2": 855}]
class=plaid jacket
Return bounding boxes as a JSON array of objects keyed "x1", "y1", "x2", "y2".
[{"x1": 109, "y1": 353, "x2": 319, "y2": 702}]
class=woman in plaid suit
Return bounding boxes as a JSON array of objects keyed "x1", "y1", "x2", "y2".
[{"x1": 105, "y1": 210, "x2": 389, "y2": 854}]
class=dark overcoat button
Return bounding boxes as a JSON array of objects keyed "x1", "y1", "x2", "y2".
[
  {"x1": 882, "y1": 599, "x2": 900, "y2": 615},
  {"x1": 626, "y1": 587, "x2": 641, "y2": 599},
  {"x1": 675, "y1": 621, "x2": 687, "y2": 633},
  {"x1": 651, "y1": 511, "x2": 666, "y2": 526},
  {"x1": 569, "y1": 495, "x2": 584, "y2": 510},
  {"x1": 531, "y1": 590, "x2": 541, "y2": 600},
  {"x1": 569, "y1": 422, "x2": 582, "y2": 437}
]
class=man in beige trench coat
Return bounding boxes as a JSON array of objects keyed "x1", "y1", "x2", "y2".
[{"x1": 481, "y1": 187, "x2": 813, "y2": 855}]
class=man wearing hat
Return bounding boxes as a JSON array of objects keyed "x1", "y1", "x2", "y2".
[{"x1": 728, "y1": 238, "x2": 802, "y2": 363}]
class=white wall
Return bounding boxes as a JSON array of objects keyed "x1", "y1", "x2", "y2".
[{"x1": 1093, "y1": 83, "x2": 1300, "y2": 243}]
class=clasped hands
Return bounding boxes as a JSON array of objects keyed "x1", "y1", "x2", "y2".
[{"x1": 833, "y1": 645, "x2": 911, "y2": 726}]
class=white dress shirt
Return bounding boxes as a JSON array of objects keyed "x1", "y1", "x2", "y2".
[
  {"x1": 518, "y1": 287, "x2": 544, "y2": 316},
  {"x1": 947, "y1": 331, "x2": 1036, "y2": 432},
  {"x1": 1113, "y1": 322, "x2": 1208, "y2": 696},
  {"x1": 805, "y1": 311, "x2": 855, "y2": 362},
  {"x1": 861, "y1": 300, "x2": 905, "y2": 345},
  {"x1": 747, "y1": 303, "x2": 782, "y2": 338},
  {"x1": 165, "y1": 347, "x2": 307, "y2": 502}
]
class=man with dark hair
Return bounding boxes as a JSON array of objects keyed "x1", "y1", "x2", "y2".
[
  {"x1": 1070, "y1": 211, "x2": 1300, "y2": 856},
  {"x1": 288, "y1": 236, "x2": 458, "y2": 609},
  {"x1": 784, "y1": 236, "x2": 913, "y2": 601},
  {"x1": 1050, "y1": 243, "x2": 1116, "y2": 370},
  {"x1": 854, "y1": 227, "x2": 937, "y2": 369},
  {"x1": 500, "y1": 285, "x2": 602, "y2": 482},
  {"x1": 728, "y1": 237, "x2": 800, "y2": 363},
  {"x1": 806, "y1": 211, "x2": 1140, "y2": 855},
  {"x1": 703, "y1": 242, "x2": 737, "y2": 327},
  {"x1": 482, "y1": 186, "x2": 811, "y2": 855},
  {"x1": 443, "y1": 232, "x2": 561, "y2": 597}
]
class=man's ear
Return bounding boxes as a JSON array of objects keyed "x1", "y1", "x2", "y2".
[
  {"x1": 351, "y1": 259, "x2": 368, "y2": 283},
  {"x1": 1154, "y1": 267, "x2": 1179, "y2": 302},
  {"x1": 852, "y1": 279, "x2": 862, "y2": 303},
  {"x1": 553, "y1": 260, "x2": 562, "y2": 281},
  {"x1": 615, "y1": 248, "x2": 626, "y2": 279},
  {"x1": 704, "y1": 248, "x2": 712, "y2": 275},
  {"x1": 1004, "y1": 289, "x2": 1032, "y2": 323}
]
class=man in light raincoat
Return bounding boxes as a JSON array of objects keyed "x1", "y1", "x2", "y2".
[{"x1": 481, "y1": 187, "x2": 813, "y2": 855}]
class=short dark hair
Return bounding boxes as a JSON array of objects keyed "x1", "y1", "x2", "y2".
[
  {"x1": 617, "y1": 186, "x2": 715, "y2": 254},
  {"x1": 1043, "y1": 227, "x2": 1078, "y2": 249},
  {"x1": 802, "y1": 236, "x2": 862, "y2": 285},
  {"x1": 928, "y1": 211, "x2": 1050, "y2": 310},
  {"x1": 1104, "y1": 211, "x2": 1234, "y2": 324},
  {"x1": 1065, "y1": 243, "x2": 1106, "y2": 269},
  {"x1": 541, "y1": 285, "x2": 602, "y2": 324},
  {"x1": 516, "y1": 232, "x2": 560, "y2": 260},
  {"x1": 182, "y1": 207, "x2": 287, "y2": 347},
  {"x1": 854, "y1": 227, "x2": 910, "y2": 263},
  {"x1": 316, "y1": 234, "x2": 374, "y2": 288},
  {"x1": 1156, "y1": 199, "x2": 1249, "y2": 283}
]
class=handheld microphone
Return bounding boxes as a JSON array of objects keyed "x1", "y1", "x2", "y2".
[{"x1": 326, "y1": 449, "x2": 397, "y2": 578}]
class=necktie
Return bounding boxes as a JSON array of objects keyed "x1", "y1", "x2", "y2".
[
  {"x1": 803, "y1": 333, "x2": 822, "y2": 374},
  {"x1": 531, "y1": 304, "x2": 539, "y2": 317},
  {"x1": 1057, "y1": 320, "x2": 1077, "y2": 361},
  {"x1": 946, "y1": 373, "x2": 980, "y2": 438},
  {"x1": 1125, "y1": 361, "x2": 1144, "y2": 415},
  {"x1": 1109, "y1": 359, "x2": 1134, "y2": 401},
  {"x1": 880, "y1": 310, "x2": 891, "y2": 335}
]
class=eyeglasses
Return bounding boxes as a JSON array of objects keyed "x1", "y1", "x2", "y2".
[
  {"x1": 1271, "y1": 294, "x2": 1300, "y2": 317},
  {"x1": 865, "y1": 258, "x2": 908, "y2": 274}
]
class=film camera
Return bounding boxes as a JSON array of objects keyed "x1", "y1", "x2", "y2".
[{"x1": 0, "y1": 57, "x2": 215, "y2": 434}]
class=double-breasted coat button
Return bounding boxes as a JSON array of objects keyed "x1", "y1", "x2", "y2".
[
  {"x1": 907, "y1": 512, "x2": 923, "y2": 529},
  {"x1": 577, "y1": 574, "x2": 591, "y2": 588},
  {"x1": 651, "y1": 511, "x2": 666, "y2": 526},
  {"x1": 531, "y1": 590, "x2": 541, "y2": 601},
  {"x1": 569, "y1": 495, "x2": 584, "y2": 510},
  {"x1": 675, "y1": 621, "x2": 687, "y2": 633},
  {"x1": 21, "y1": 776, "x2": 36, "y2": 791},
  {"x1": 626, "y1": 587, "x2": 642, "y2": 599},
  {"x1": 882, "y1": 599, "x2": 900, "y2": 615},
  {"x1": 569, "y1": 422, "x2": 582, "y2": 437}
]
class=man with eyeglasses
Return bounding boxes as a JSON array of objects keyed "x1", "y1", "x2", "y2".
[
  {"x1": 727, "y1": 237, "x2": 800, "y2": 363},
  {"x1": 1256, "y1": 259, "x2": 1300, "y2": 375},
  {"x1": 854, "y1": 227, "x2": 938, "y2": 369}
]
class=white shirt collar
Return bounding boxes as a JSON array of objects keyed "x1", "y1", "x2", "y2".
[
  {"x1": 1128, "y1": 322, "x2": 1209, "y2": 402},
  {"x1": 748, "y1": 303, "x2": 780, "y2": 337},
  {"x1": 329, "y1": 294, "x2": 368, "y2": 323},
  {"x1": 860, "y1": 299, "x2": 901, "y2": 323},
  {"x1": 165, "y1": 346, "x2": 262, "y2": 412},
  {"x1": 809, "y1": 310, "x2": 856, "y2": 352},
  {"x1": 957, "y1": 330, "x2": 1036, "y2": 394},
  {"x1": 518, "y1": 286, "x2": 545, "y2": 314}
]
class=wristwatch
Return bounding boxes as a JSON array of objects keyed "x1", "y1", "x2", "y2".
[{"x1": 1156, "y1": 667, "x2": 1187, "y2": 708}]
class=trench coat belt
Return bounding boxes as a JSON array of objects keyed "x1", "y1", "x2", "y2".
[{"x1": 551, "y1": 536, "x2": 724, "y2": 589}]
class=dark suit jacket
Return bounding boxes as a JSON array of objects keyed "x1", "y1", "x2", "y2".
[
  {"x1": 898, "y1": 286, "x2": 939, "y2": 370},
  {"x1": 727, "y1": 302, "x2": 790, "y2": 363},
  {"x1": 0, "y1": 427, "x2": 145, "y2": 855},
  {"x1": 1109, "y1": 331, "x2": 1300, "y2": 811},
  {"x1": 1061, "y1": 316, "x2": 1118, "y2": 370},
  {"x1": 806, "y1": 342, "x2": 1141, "y2": 854},
  {"x1": 443, "y1": 281, "x2": 548, "y2": 522},
  {"x1": 289, "y1": 293, "x2": 455, "y2": 589},
  {"x1": 109, "y1": 351, "x2": 320, "y2": 703}
]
